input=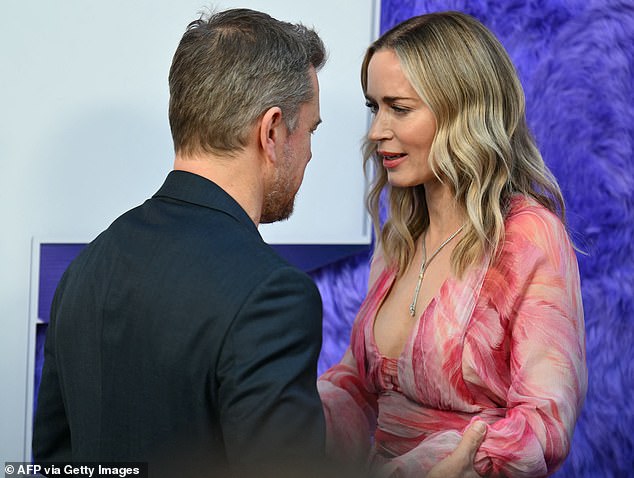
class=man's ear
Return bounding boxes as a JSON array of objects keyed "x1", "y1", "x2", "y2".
[{"x1": 259, "y1": 106, "x2": 285, "y2": 165}]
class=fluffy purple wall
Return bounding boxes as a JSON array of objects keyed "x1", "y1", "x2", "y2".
[{"x1": 311, "y1": 1, "x2": 634, "y2": 476}]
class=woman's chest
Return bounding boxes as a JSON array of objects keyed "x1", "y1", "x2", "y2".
[
  {"x1": 372, "y1": 254, "x2": 454, "y2": 359},
  {"x1": 360, "y1": 265, "x2": 512, "y2": 409}
]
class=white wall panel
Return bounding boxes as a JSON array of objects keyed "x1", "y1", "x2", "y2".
[{"x1": 0, "y1": 0, "x2": 379, "y2": 460}]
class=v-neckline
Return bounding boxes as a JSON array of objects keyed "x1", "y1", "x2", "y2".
[{"x1": 370, "y1": 267, "x2": 443, "y2": 361}]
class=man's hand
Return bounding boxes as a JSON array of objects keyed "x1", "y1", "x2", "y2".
[{"x1": 426, "y1": 420, "x2": 487, "y2": 478}]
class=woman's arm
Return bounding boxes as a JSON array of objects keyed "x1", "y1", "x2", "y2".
[
  {"x1": 317, "y1": 247, "x2": 388, "y2": 465},
  {"x1": 318, "y1": 348, "x2": 378, "y2": 465},
  {"x1": 470, "y1": 208, "x2": 587, "y2": 477}
]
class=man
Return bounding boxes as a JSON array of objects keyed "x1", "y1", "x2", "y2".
[{"x1": 33, "y1": 8, "x2": 326, "y2": 476}]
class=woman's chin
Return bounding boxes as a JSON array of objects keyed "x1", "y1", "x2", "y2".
[{"x1": 386, "y1": 175, "x2": 423, "y2": 189}]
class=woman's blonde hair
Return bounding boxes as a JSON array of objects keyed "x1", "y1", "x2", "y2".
[{"x1": 361, "y1": 11, "x2": 565, "y2": 276}]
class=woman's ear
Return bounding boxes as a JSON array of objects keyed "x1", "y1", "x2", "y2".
[{"x1": 259, "y1": 106, "x2": 285, "y2": 164}]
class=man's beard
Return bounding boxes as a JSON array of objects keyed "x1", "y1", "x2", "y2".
[{"x1": 260, "y1": 151, "x2": 297, "y2": 224}]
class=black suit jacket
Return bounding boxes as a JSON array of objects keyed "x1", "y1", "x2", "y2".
[{"x1": 33, "y1": 170, "x2": 325, "y2": 475}]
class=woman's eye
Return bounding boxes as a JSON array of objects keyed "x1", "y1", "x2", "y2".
[
  {"x1": 392, "y1": 105, "x2": 409, "y2": 114},
  {"x1": 365, "y1": 101, "x2": 378, "y2": 114}
]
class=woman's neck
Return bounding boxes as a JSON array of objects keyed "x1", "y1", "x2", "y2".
[{"x1": 423, "y1": 182, "x2": 465, "y2": 243}]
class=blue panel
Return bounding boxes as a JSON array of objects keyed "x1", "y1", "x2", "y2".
[
  {"x1": 38, "y1": 243, "x2": 86, "y2": 323},
  {"x1": 272, "y1": 244, "x2": 371, "y2": 273}
]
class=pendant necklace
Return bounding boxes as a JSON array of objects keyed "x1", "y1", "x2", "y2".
[{"x1": 408, "y1": 225, "x2": 465, "y2": 317}]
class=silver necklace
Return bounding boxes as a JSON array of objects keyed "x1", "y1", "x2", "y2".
[{"x1": 408, "y1": 225, "x2": 465, "y2": 317}]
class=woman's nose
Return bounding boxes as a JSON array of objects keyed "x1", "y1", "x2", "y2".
[{"x1": 367, "y1": 111, "x2": 392, "y2": 142}]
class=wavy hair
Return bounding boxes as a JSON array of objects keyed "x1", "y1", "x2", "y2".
[{"x1": 361, "y1": 11, "x2": 565, "y2": 276}]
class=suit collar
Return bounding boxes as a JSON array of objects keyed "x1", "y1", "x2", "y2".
[{"x1": 153, "y1": 170, "x2": 261, "y2": 237}]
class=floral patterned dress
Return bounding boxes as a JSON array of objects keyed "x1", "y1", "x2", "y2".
[{"x1": 318, "y1": 196, "x2": 587, "y2": 477}]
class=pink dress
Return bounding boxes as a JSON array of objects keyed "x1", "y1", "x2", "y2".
[{"x1": 318, "y1": 196, "x2": 587, "y2": 477}]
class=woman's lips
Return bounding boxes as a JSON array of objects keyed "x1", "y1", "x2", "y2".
[{"x1": 380, "y1": 152, "x2": 407, "y2": 169}]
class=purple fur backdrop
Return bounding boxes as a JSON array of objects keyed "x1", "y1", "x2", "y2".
[{"x1": 310, "y1": 0, "x2": 634, "y2": 476}]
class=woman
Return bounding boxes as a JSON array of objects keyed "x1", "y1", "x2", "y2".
[{"x1": 318, "y1": 11, "x2": 587, "y2": 478}]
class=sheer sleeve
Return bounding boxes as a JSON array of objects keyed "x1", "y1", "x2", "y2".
[
  {"x1": 469, "y1": 209, "x2": 587, "y2": 477},
  {"x1": 318, "y1": 348, "x2": 378, "y2": 464},
  {"x1": 317, "y1": 248, "x2": 387, "y2": 466}
]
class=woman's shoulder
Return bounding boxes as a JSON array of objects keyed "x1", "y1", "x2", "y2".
[
  {"x1": 505, "y1": 195, "x2": 567, "y2": 238},
  {"x1": 367, "y1": 244, "x2": 394, "y2": 290},
  {"x1": 502, "y1": 195, "x2": 574, "y2": 262}
]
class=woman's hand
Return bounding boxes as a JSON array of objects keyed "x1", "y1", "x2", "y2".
[{"x1": 426, "y1": 421, "x2": 486, "y2": 478}]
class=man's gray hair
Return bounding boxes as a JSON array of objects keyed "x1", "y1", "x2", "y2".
[{"x1": 168, "y1": 8, "x2": 327, "y2": 156}]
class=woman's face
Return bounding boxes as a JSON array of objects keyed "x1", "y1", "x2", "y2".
[{"x1": 365, "y1": 49, "x2": 438, "y2": 188}]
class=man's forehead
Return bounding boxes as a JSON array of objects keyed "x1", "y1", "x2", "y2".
[{"x1": 310, "y1": 69, "x2": 321, "y2": 120}]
